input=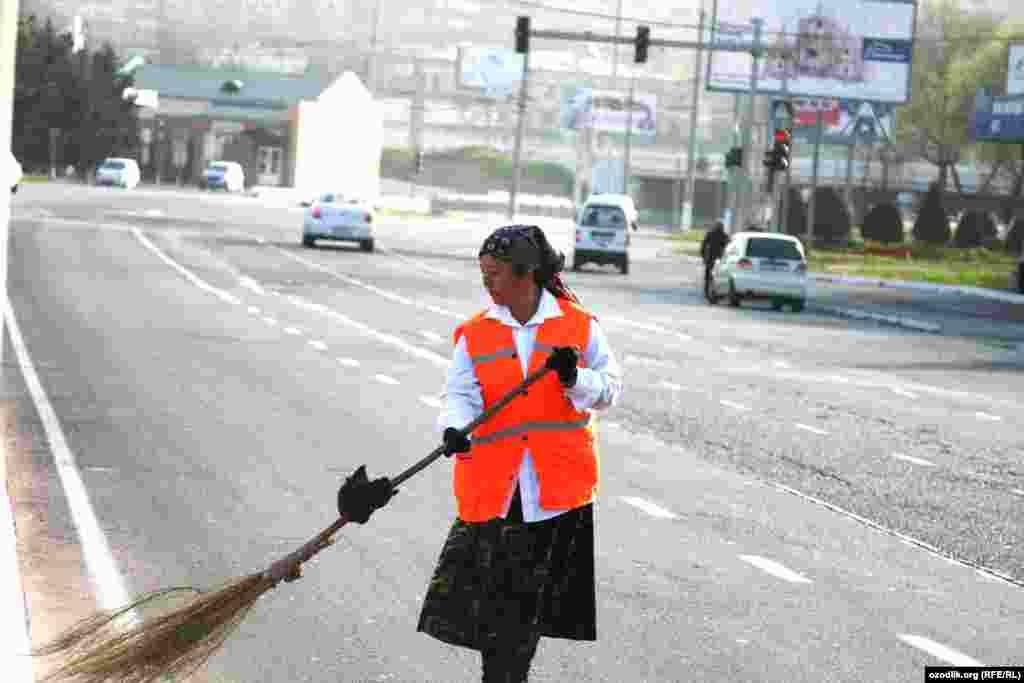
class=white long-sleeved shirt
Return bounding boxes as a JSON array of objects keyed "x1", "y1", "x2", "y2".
[{"x1": 438, "y1": 289, "x2": 623, "y2": 523}]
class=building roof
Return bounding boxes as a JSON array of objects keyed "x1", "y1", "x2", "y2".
[{"x1": 132, "y1": 64, "x2": 333, "y2": 108}]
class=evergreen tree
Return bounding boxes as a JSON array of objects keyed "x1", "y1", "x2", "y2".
[
  {"x1": 912, "y1": 182, "x2": 951, "y2": 245},
  {"x1": 862, "y1": 203, "x2": 905, "y2": 244},
  {"x1": 784, "y1": 187, "x2": 807, "y2": 238},
  {"x1": 811, "y1": 187, "x2": 852, "y2": 246}
]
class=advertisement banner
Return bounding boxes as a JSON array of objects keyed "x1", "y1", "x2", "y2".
[
  {"x1": 1008, "y1": 44, "x2": 1024, "y2": 97},
  {"x1": 770, "y1": 97, "x2": 896, "y2": 144},
  {"x1": 972, "y1": 89, "x2": 1024, "y2": 143},
  {"x1": 706, "y1": 0, "x2": 917, "y2": 103},
  {"x1": 457, "y1": 47, "x2": 523, "y2": 98},
  {"x1": 559, "y1": 86, "x2": 657, "y2": 136}
]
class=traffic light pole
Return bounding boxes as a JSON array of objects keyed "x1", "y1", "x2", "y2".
[
  {"x1": 733, "y1": 18, "x2": 763, "y2": 234},
  {"x1": 508, "y1": 46, "x2": 530, "y2": 220},
  {"x1": 680, "y1": 9, "x2": 705, "y2": 231}
]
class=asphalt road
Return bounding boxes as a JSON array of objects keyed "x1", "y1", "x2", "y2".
[{"x1": 3, "y1": 183, "x2": 1023, "y2": 682}]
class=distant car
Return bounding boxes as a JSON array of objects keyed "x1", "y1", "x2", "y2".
[
  {"x1": 302, "y1": 192, "x2": 375, "y2": 252},
  {"x1": 572, "y1": 196, "x2": 633, "y2": 274},
  {"x1": 95, "y1": 157, "x2": 140, "y2": 188},
  {"x1": 200, "y1": 161, "x2": 245, "y2": 192},
  {"x1": 4, "y1": 150, "x2": 22, "y2": 194},
  {"x1": 709, "y1": 231, "x2": 808, "y2": 312}
]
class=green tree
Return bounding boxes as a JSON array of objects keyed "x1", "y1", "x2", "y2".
[
  {"x1": 71, "y1": 43, "x2": 140, "y2": 177},
  {"x1": 895, "y1": 0, "x2": 1003, "y2": 194},
  {"x1": 811, "y1": 187, "x2": 852, "y2": 246},
  {"x1": 862, "y1": 203, "x2": 905, "y2": 244},
  {"x1": 913, "y1": 182, "x2": 952, "y2": 244}
]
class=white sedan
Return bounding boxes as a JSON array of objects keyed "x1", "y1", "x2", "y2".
[
  {"x1": 302, "y1": 193, "x2": 376, "y2": 252},
  {"x1": 709, "y1": 231, "x2": 809, "y2": 312}
]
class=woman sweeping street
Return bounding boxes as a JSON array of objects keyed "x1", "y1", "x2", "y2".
[{"x1": 417, "y1": 224, "x2": 624, "y2": 682}]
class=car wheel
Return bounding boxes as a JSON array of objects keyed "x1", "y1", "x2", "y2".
[
  {"x1": 619, "y1": 257, "x2": 629, "y2": 275},
  {"x1": 360, "y1": 239, "x2": 375, "y2": 252},
  {"x1": 791, "y1": 299, "x2": 805, "y2": 313},
  {"x1": 302, "y1": 236, "x2": 316, "y2": 248},
  {"x1": 772, "y1": 300, "x2": 784, "y2": 311},
  {"x1": 728, "y1": 280, "x2": 742, "y2": 307},
  {"x1": 571, "y1": 258, "x2": 582, "y2": 271}
]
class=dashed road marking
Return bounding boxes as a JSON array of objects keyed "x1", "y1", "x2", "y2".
[
  {"x1": 308, "y1": 340, "x2": 328, "y2": 351},
  {"x1": 419, "y1": 395, "x2": 443, "y2": 409},
  {"x1": 620, "y1": 497, "x2": 679, "y2": 520},
  {"x1": 890, "y1": 387, "x2": 918, "y2": 399},
  {"x1": 375, "y1": 374, "x2": 400, "y2": 385},
  {"x1": 720, "y1": 400, "x2": 749, "y2": 411},
  {"x1": 738, "y1": 555, "x2": 812, "y2": 584},
  {"x1": 263, "y1": 317, "x2": 278, "y2": 326},
  {"x1": 239, "y1": 277, "x2": 266, "y2": 295},
  {"x1": 600, "y1": 315, "x2": 694, "y2": 343},
  {"x1": 794, "y1": 423, "x2": 829, "y2": 436},
  {"x1": 338, "y1": 358, "x2": 361, "y2": 368},
  {"x1": 891, "y1": 453, "x2": 935, "y2": 467},
  {"x1": 975, "y1": 412, "x2": 1002, "y2": 421},
  {"x1": 772, "y1": 360, "x2": 791, "y2": 369},
  {"x1": 897, "y1": 635, "x2": 983, "y2": 667},
  {"x1": 659, "y1": 381, "x2": 683, "y2": 391},
  {"x1": 1012, "y1": 489, "x2": 1024, "y2": 497},
  {"x1": 247, "y1": 306, "x2": 261, "y2": 314},
  {"x1": 420, "y1": 331, "x2": 444, "y2": 343},
  {"x1": 284, "y1": 326, "x2": 302, "y2": 336},
  {"x1": 721, "y1": 346, "x2": 740, "y2": 354}
]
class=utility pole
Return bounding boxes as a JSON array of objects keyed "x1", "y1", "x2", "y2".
[
  {"x1": 367, "y1": 0, "x2": 383, "y2": 96},
  {"x1": 679, "y1": 9, "x2": 705, "y2": 231},
  {"x1": 611, "y1": 0, "x2": 622, "y2": 81},
  {"x1": 623, "y1": 73, "x2": 634, "y2": 194},
  {"x1": 410, "y1": 59, "x2": 425, "y2": 197},
  {"x1": 1, "y1": 0, "x2": 19, "y2": 372},
  {"x1": 806, "y1": 106, "x2": 825, "y2": 247},
  {"x1": 732, "y1": 17, "x2": 763, "y2": 234},
  {"x1": 508, "y1": 47, "x2": 530, "y2": 219}
]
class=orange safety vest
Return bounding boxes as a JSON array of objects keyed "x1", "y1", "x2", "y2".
[{"x1": 451, "y1": 297, "x2": 600, "y2": 522}]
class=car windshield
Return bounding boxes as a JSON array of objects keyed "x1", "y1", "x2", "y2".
[
  {"x1": 101, "y1": 160, "x2": 125, "y2": 170},
  {"x1": 209, "y1": 164, "x2": 229, "y2": 172},
  {"x1": 581, "y1": 205, "x2": 626, "y2": 228},
  {"x1": 746, "y1": 238, "x2": 803, "y2": 260},
  {"x1": 320, "y1": 193, "x2": 341, "y2": 203}
]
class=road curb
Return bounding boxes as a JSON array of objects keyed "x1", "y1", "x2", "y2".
[
  {"x1": 811, "y1": 273, "x2": 1024, "y2": 305},
  {"x1": 811, "y1": 303, "x2": 942, "y2": 333}
]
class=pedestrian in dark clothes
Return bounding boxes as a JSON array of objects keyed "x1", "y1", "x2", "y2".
[
  {"x1": 700, "y1": 221, "x2": 730, "y2": 300},
  {"x1": 417, "y1": 224, "x2": 624, "y2": 682}
]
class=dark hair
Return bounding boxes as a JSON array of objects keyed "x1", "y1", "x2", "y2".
[{"x1": 480, "y1": 225, "x2": 581, "y2": 304}]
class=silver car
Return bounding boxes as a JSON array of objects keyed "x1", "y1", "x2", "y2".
[
  {"x1": 709, "y1": 231, "x2": 808, "y2": 312},
  {"x1": 302, "y1": 192, "x2": 375, "y2": 252}
]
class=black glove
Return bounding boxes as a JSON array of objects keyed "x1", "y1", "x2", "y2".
[
  {"x1": 546, "y1": 346, "x2": 580, "y2": 387},
  {"x1": 443, "y1": 427, "x2": 471, "y2": 457},
  {"x1": 336, "y1": 465, "x2": 398, "y2": 524}
]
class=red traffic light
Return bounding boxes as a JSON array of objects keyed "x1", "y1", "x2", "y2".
[{"x1": 774, "y1": 128, "x2": 792, "y2": 144}]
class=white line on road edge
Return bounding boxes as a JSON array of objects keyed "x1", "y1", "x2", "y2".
[
  {"x1": 891, "y1": 453, "x2": 936, "y2": 467},
  {"x1": 720, "y1": 400, "x2": 749, "y2": 411},
  {"x1": 897, "y1": 634, "x2": 983, "y2": 667},
  {"x1": 420, "y1": 331, "x2": 444, "y2": 343},
  {"x1": 375, "y1": 374, "x2": 401, "y2": 385},
  {"x1": 620, "y1": 496, "x2": 679, "y2": 520},
  {"x1": 738, "y1": 555, "x2": 812, "y2": 584},
  {"x1": 132, "y1": 228, "x2": 241, "y2": 306},
  {"x1": 419, "y1": 396, "x2": 443, "y2": 409},
  {"x1": 308, "y1": 340, "x2": 328, "y2": 351},
  {"x1": 794, "y1": 423, "x2": 829, "y2": 436},
  {"x1": 3, "y1": 298, "x2": 137, "y2": 620},
  {"x1": 975, "y1": 412, "x2": 1002, "y2": 421},
  {"x1": 239, "y1": 277, "x2": 266, "y2": 295},
  {"x1": 0, "y1": 397, "x2": 33, "y2": 680}
]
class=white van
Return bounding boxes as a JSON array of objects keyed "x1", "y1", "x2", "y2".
[
  {"x1": 96, "y1": 157, "x2": 141, "y2": 188},
  {"x1": 571, "y1": 194, "x2": 638, "y2": 274}
]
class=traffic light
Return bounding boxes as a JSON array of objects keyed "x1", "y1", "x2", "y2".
[
  {"x1": 515, "y1": 16, "x2": 530, "y2": 54},
  {"x1": 725, "y1": 146, "x2": 743, "y2": 169},
  {"x1": 770, "y1": 127, "x2": 793, "y2": 172},
  {"x1": 634, "y1": 25, "x2": 650, "y2": 64},
  {"x1": 413, "y1": 150, "x2": 423, "y2": 175}
]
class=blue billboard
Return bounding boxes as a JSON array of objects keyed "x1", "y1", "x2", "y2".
[{"x1": 971, "y1": 89, "x2": 1024, "y2": 143}]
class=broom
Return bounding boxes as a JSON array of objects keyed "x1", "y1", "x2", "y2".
[{"x1": 31, "y1": 366, "x2": 555, "y2": 682}]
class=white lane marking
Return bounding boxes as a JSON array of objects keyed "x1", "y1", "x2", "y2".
[
  {"x1": 247, "y1": 306, "x2": 261, "y2": 314},
  {"x1": 794, "y1": 423, "x2": 829, "y2": 436},
  {"x1": 738, "y1": 555, "x2": 812, "y2": 584},
  {"x1": 383, "y1": 250, "x2": 460, "y2": 278},
  {"x1": 3, "y1": 298, "x2": 136, "y2": 620},
  {"x1": 897, "y1": 634, "x2": 983, "y2": 667},
  {"x1": 420, "y1": 331, "x2": 444, "y2": 343},
  {"x1": 772, "y1": 360, "x2": 791, "y2": 369},
  {"x1": 720, "y1": 400, "x2": 749, "y2": 411},
  {"x1": 600, "y1": 315, "x2": 694, "y2": 342},
  {"x1": 132, "y1": 228, "x2": 241, "y2": 305},
  {"x1": 239, "y1": 277, "x2": 266, "y2": 295},
  {"x1": 1012, "y1": 489, "x2": 1024, "y2": 497},
  {"x1": 375, "y1": 374, "x2": 400, "y2": 385},
  {"x1": 625, "y1": 354, "x2": 678, "y2": 369},
  {"x1": 338, "y1": 358, "x2": 361, "y2": 367},
  {"x1": 274, "y1": 248, "x2": 467, "y2": 320},
  {"x1": 659, "y1": 381, "x2": 683, "y2": 391},
  {"x1": 890, "y1": 387, "x2": 918, "y2": 399},
  {"x1": 308, "y1": 340, "x2": 328, "y2": 351},
  {"x1": 721, "y1": 345, "x2": 740, "y2": 354},
  {"x1": 284, "y1": 326, "x2": 302, "y2": 336},
  {"x1": 891, "y1": 453, "x2": 935, "y2": 467},
  {"x1": 0, "y1": 393, "x2": 33, "y2": 678},
  {"x1": 263, "y1": 316, "x2": 278, "y2": 326},
  {"x1": 620, "y1": 497, "x2": 679, "y2": 520},
  {"x1": 144, "y1": 208, "x2": 163, "y2": 217},
  {"x1": 287, "y1": 295, "x2": 450, "y2": 368},
  {"x1": 419, "y1": 395, "x2": 443, "y2": 409},
  {"x1": 975, "y1": 412, "x2": 1002, "y2": 421}
]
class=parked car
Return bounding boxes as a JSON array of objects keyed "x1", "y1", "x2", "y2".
[
  {"x1": 302, "y1": 192, "x2": 375, "y2": 252},
  {"x1": 4, "y1": 150, "x2": 22, "y2": 194},
  {"x1": 572, "y1": 194, "x2": 636, "y2": 274},
  {"x1": 95, "y1": 158, "x2": 140, "y2": 188},
  {"x1": 200, "y1": 161, "x2": 245, "y2": 192},
  {"x1": 709, "y1": 231, "x2": 808, "y2": 312}
]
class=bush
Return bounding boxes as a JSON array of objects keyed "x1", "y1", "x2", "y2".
[
  {"x1": 784, "y1": 187, "x2": 807, "y2": 237},
  {"x1": 861, "y1": 202, "x2": 904, "y2": 244},
  {"x1": 811, "y1": 186, "x2": 851, "y2": 246},
  {"x1": 1006, "y1": 216, "x2": 1024, "y2": 255},
  {"x1": 954, "y1": 211, "x2": 997, "y2": 249},
  {"x1": 912, "y1": 182, "x2": 951, "y2": 245}
]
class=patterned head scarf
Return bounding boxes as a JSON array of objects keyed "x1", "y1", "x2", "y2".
[{"x1": 479, "y1": 224, "x2": 581, "y2": 304}]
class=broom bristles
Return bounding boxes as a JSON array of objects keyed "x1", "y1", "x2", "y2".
[{"x1": 33, "y1": 573, "x2": 275, "y2": 683}]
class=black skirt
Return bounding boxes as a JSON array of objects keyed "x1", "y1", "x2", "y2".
[{"x1": 417, "y1": 489, "x2": 597, "y2": 652}]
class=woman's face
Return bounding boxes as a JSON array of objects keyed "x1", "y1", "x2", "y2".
[{"x1": 480, "y1": 254, "x2": 527, "y2": 306}]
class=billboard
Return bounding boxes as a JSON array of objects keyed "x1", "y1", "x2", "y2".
[
  {"x1": 457, "y1": 47, "x2": 523, "y2": 98},
  {"x1": 770, "y1": 97, "x2": 895, "y2": 144},
  {"x1": 558, "y1": 86, "x2": 657, "y2": 137},
  {"x1": 706, "y1": 0, "x2": 917, "y2": 103},
  {"x1": 971, "y1": 89, "x2": 1024, "y2": 144},
  {"x1": 1008, "y1": 44, "x2": 1024, "y2": 97}
]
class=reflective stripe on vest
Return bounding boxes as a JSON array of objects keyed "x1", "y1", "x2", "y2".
[
  {"x1": 470, "y1": 346, "x2": 517, "y2": 365},
  {"x1": 471, "y1": 415, "x2": 592, "y2": 446}
]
